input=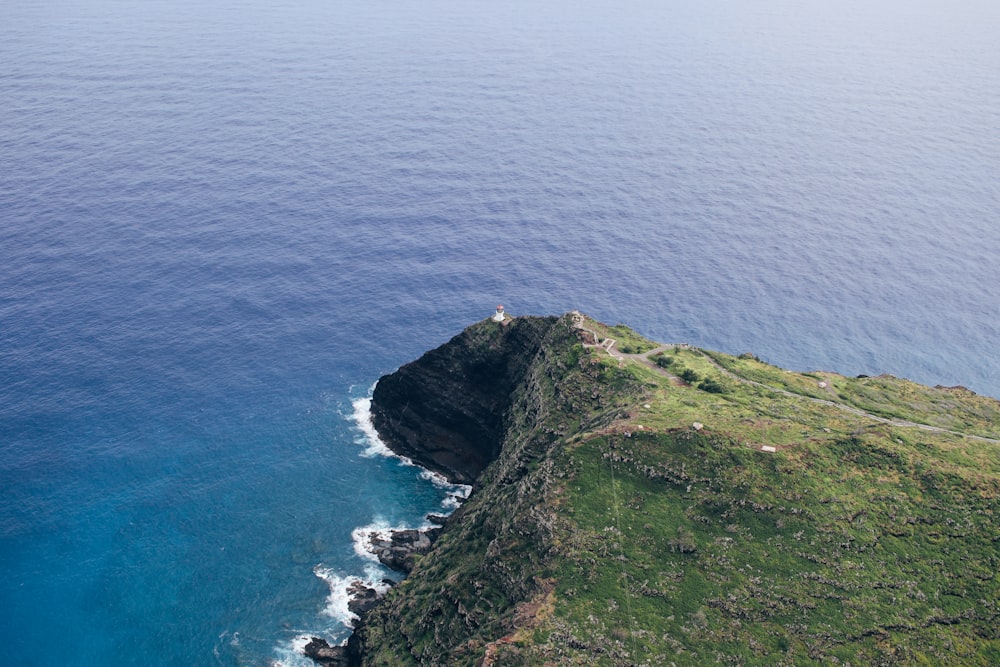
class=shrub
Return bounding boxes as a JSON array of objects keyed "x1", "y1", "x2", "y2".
[
  {"x1": 679, "y1": 368, "x2": 700, "y2": 384},
  {"x1": 653, "y1": 354, "x2": 673, "y2": 369},
  {"x1": 699, "y1": 379, "x2": 725, "y2": 394}
]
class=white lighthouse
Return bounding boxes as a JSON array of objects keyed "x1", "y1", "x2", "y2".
[{"x1": 492, "y1": 304, "x2": 506, "y2": 322}]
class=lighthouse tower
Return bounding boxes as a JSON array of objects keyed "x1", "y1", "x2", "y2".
[{"x1": 492, "y1": 304, "x2": 506, "y2": 322}]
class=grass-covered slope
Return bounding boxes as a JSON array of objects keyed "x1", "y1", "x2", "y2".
[{"x1": 356, "y1": 313, "x2": 1000, "y2": 666}]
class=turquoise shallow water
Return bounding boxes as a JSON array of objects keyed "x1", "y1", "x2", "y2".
[{"x1": 1, "y1": 0, "x2": 998, "y2": 664}]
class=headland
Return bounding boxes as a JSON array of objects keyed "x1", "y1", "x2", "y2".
[{"x1": 313, "y1": 312, "x2": 1000, "y2": 665}]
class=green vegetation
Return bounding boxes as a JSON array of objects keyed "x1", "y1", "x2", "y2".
[
  {"x1": 517, "y1": 427, "x2": 1000, "y2": 665},
  {"x1": 357, "y1": 314, "x2": 1000, "y2": 666},
  {"x1": 588, "y1": 321, "x2": 659, "y2": 355},
  {"x1": 697, "y1": 377, "x2": 726, "y2": 394},
  {"x1": 705, "y1": 349, "x2": 1000, "y2": 440},
  {"x1": 651, "y1": 352, "x2": 673, "y2": 369},
  {"x1": 678, "y1": 367, "x2": 700, "y2": 384}
]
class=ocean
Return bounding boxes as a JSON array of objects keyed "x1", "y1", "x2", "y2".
[{"x1": 1, "y1": 0, "x2": 998, "y2": 664}]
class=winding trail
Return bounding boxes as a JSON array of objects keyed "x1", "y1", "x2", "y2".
[{"x1": 570, "y1": 312, "x2": 1000, "y2": 445}]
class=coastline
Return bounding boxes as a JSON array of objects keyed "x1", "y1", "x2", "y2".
[
  {"x1": 304, "y1": 314, "x2": 1000, "y2": 665},
  {"x1": 289, "y1": 396, "x2": 471, "y2": 666}
]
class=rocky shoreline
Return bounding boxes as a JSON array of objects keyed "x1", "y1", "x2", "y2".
[
  {"x1": 302, "y1": 516, "x2": 451, "y2": 666},
  {"x1": 302, "y1": 316, "x2": 553, "y2": 665},
  {"x1": 296, "y1": 313, "x2": 1000, "y2": 665}
]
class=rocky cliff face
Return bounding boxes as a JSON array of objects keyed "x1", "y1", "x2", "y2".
[
  {"x1": 310, "y1": 316, "x2": 578, "y2": 667},
  {"x1": 351, "y1": 313, "x2": 643, "y2": 665},
  {"x1": 370, "y1": 315, "x2": 558, "y2": 484}
]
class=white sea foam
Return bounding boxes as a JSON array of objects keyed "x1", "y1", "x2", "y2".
[
  {"x1": 350, "y1": 518, "x2": 415, "y2": 561},
  {"x1": 314, "y1": 566, "x2": 359, "y2": 624},
  {"x1": 314, "y1": 564, "x2": 392, "y2": 625},
  {"x1": 417, "y1": 468, "x2": 473, "y2": 509},
  {"x1": 351, "y1": 396, "x2": 415, "y2": 463},
  {"x1": 270, "y1": 562, "x2": 393, "y2": 667},
  {"x1": 441, "y1": 489, "x2": 470, "y2": 510},
  {"x1": 417, "y1": 467, "x2": 450, "y2": 486},
  {"x1": 271, "y1": 635, "x2": 321, "y2": 667}
]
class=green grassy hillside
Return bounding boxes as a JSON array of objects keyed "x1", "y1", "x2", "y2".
[{"x1": 355, "y1": 314, "x2": 1000, "y2": 666}]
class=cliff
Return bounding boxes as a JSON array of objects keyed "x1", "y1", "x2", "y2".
[
  {"x1": 370, "y1": 315, "x2": 559, "y2": 484},
  {"x1": 348, "y1": 312, "x2": 1000, "y2": 666}
]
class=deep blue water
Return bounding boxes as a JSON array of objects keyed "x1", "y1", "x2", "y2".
[{"x1": 2, "y1": 0, "x2": 998, "y2": 664}]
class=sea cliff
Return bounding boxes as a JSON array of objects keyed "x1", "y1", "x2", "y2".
[
  {"x1": 337, "y1": 313, "x2": 1000, "y2": 666},
  {"x1": 370, "y1": 314, "x2": 559, "y2": 484}
]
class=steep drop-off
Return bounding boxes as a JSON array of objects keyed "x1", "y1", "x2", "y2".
[
  {"x1": 371, "y1": 315, "x2": 558, "y2": 484},
  {"x1": 350, "y1": 313, "x2": 1000, "y2": 666}
]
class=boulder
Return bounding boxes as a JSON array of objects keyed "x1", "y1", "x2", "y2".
[
  {"x1": 368, "y1": 527, "x2": 442, "y2": 573},
  {"x1": 346, "y1": 580, "x2": 382, "y2": 618},
  {"x1": 303, "y1": 637, "x2": 350, "y2": 666}
]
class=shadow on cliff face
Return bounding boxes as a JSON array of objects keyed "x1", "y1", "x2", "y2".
[{"x1": 370, "y1": 316, "x2": 558, "y2": 485}]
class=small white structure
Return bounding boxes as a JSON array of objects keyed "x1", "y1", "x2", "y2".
[
  {"x1": 692, "y1": 422, "x2": 704, "y2": 431},
  {"x1": 761, "y1": 445, "x2": 777, "y2": 453},
  {"x1": 492, "y1": 304, "x2": 506, "y2": 322}
]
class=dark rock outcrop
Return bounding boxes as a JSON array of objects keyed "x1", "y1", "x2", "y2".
[
  {"x1": 368, "y1": 527, "x2": 441, "y2": 574},
  {"x1": 331, "y1": 314, "x2": 592, "y2": 666},
  {"x1": 304, "y1": 581, "x2": 383, "y2": 666},
  {"x1": 304, "y1": 315, "x2": 559, "y2": 665},
  {"x1": 345, "y1": 580, "x2": 382, "y2": 618},
  {"x1": 370, "y1": 316, "x2": 557, "y2": 484},
  {"x1": 303, "y1": 637, "x2": 352, "y2": 666}
]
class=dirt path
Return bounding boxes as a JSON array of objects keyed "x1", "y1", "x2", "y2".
[
  {"x1": 693, "y1": 350, "x2": 1000, "y2": 444},
  {"x1": 570, "y1": 313, "x2": 1000, "y2": 444},
  {"x1": 573, "y1": 312, "x2": 682, "y2": 382}
]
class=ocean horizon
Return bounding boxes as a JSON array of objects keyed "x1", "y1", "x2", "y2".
[{"x1": 2, "y1": 0, "x2": 998, "y2": 664}]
